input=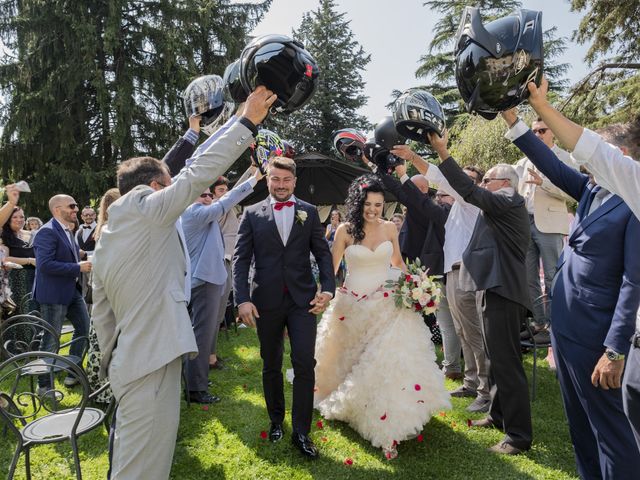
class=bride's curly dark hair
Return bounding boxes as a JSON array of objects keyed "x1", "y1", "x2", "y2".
[{"x1": 345, "y1": 174, "x2": 385, "y2": 244}]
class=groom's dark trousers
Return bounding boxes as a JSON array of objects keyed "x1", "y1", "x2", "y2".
[{"x1": 257, "y1": 293, "x2": 317, "y2": 434}]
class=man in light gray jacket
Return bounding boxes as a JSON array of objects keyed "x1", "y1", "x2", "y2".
[{"x1": 92, "y1": 86, "x2": 275, "y2": 479}]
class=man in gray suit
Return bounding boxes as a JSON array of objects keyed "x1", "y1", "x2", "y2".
[
  {"x1": 92, "y1": 86, "x2": 275, "y2": 479},
  {"x1": 181, "y1": 165, "x2": 263, "y2": 404},
  {"x1": 427, "y1": 130, "x2": 532, "y2": 456}
]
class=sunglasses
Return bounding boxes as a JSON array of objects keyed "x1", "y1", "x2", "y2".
[
  {"x1": 200, "y1": 193, "x2": 214, "y2": 199},
  {"x1": 481, "y1": 177, "x2": 508, "y2": 185},
  {"x1": 532, "y1": 128, "x2": 549, "y2": 135},
  {"x1": 67, "y1": 203, "x2": 79, "y2": 210}
]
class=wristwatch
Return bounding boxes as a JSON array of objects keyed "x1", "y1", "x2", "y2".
[{"x1": 605, "y1": 348, "x2": 625, "y2": 361}]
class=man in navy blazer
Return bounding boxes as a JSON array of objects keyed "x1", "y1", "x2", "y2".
[
  {"x1": 33, "y1": 194, "x2": 92, "y2": 392},
  {"x1": 502, "y1": 109, "x2": 640, "y2": 479}
]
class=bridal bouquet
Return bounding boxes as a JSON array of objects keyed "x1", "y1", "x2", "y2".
[{"x1": 385, "y1": 258, "x2": 442, "y2": 315}]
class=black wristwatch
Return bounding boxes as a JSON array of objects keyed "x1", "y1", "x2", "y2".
[{"x1": 605, "y1": 348, "x2": 625, "y2": 361}]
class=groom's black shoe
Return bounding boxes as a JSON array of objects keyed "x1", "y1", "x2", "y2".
[
  {"x1": 269, "y1": 423, "x2": 284, "y2": 442},
  {"x1": 291, "y1": 433, "x2": 318, "y2": 459}
]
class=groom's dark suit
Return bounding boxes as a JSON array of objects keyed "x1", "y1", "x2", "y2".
[{"x1": 233, "y1": 196, "x2": 335, "y2": 435}]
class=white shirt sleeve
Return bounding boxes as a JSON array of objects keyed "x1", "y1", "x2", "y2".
[
  {"x1": 424, "y1": 163, "x2": 467, "y2": 205},
  {"x1": 571, "y1": 128, "x2": 640, "y2": 220}
]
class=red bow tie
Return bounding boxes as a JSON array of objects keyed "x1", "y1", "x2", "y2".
[{"x1": 274, "y1": 201, "x2": 295, "y2": 211}]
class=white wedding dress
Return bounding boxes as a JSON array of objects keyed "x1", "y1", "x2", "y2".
[{"x1": 313, "y1": 241, "x2": 450, "y2": 454}]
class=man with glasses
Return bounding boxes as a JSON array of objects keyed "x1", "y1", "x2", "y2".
[
  {"x1": 515, "y1": 118, "x2": 574, "y2": 340},
  {"x1": 33, "y1": 194, "x2": 92, "y2": 392},
  {"x1": 397, "y1": 132, "x2": 533, "y2": 455},
  {"x1": 181, "y1": 164, "x2": 263, "y2": 404}
]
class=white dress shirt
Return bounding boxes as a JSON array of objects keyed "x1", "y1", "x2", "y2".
[
  {"x1": 424, "y1": 165, "x2": 480, "y2": 273},
  {"x1": 270, "y1": 194, "x2": 297, "y2": 245}
]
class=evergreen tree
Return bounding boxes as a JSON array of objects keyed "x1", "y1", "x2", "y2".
[
  {"x1": 412, "y1": 1, "x2": 568, "y2": 129},
  {"x1": 0, "y1": 0, "x2": 270, "y2": 217},
  {"x1": 267, "y1": 0, "x2": 370, "y2": 156}
]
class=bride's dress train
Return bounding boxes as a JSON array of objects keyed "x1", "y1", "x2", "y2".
[{"x1": 313, "y1": 241, "x2": 450, "y2": 456}]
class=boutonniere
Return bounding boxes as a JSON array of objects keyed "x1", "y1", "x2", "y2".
[{"x1": 296, "y1": 210, "x2": 308, "y2": 225}]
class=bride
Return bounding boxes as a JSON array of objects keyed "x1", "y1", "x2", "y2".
[{"x1": 313, "y1": 174, "x2": 450, "y2": 459}]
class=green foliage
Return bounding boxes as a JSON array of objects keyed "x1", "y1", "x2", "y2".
[
  {"x1": 570, "y1": 0, "x2": 640, "y2": 64},
  {"x1": 0, "y1": 0, "x2": 271, "y2": 217},
  {"x1": 267, "y1": 0, "x2": 370, "y2": 156}
]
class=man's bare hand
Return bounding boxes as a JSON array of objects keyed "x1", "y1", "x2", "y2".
[
  {"x1": 390, "y1": 144, "x2": 421, "y2": 163},
  {"x1": 252, "y1": 164, "x2": 265, "y2": 181},
  {"x1": 242, "y1": 86, "x2": 277, "y2": 126},
  {"x1": 426, "y1": 130, "x2": 449, "y2": 160},
  {"x1": 394, "y1": 162, "x2": 407, "y2": 178},
  {"x1": 309, "y1": 292, "x2": 332, "y2": 315},
  {"x1": 527, "y1": 75, "x2": 550, "y2": 112},
  {"x1": 525, "y1": 168, "x2": 543, "y2": 186},
  {"x1": 79, "y1": 261, "x2": 92, "y2": 273},
  {"x1": 500, "y1": 108, "x2": 518, "y2": 127},
  {"x1": 591, "y1": 353, "x2": 625, "y2": 390},
  {"x1": 188, "y1": 115, "x2": 201, "y2": 133},
  {"x1": 238, "y1": 302, "x2": 260, "y2": 328}
]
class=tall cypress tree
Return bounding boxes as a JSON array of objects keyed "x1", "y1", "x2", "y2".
[
  {"x1": 0, "y1": 0, "x2": 271, "y2": 217},
  {"x1": 267, "y1": 0, "x2": 370, "y2": 156}
]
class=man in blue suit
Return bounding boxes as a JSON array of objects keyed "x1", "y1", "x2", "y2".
[
  {"x1": 502, "y1": 109, "x2": 640, "y2": 479},
  {"x1": 181, "y1": 165, "x2": 263, "y2": 404},
  {"x1": 33, "y1": 194, "x2": 92, "y2": 393}
]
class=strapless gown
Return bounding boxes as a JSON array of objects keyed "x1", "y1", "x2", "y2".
[{"x1": 313, "y1": 241, "x2": 450, "y2": 453}]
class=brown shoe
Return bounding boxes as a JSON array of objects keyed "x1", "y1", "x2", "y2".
[
  {"x1": 445, "y1": 372, "x2": 463, "y2": 381},
  {"x1": 487, "y1": 441, "x2": 525, "y2": 455}
]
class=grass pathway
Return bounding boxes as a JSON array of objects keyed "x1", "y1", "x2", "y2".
[{"x1": 1, "y1": 328, "x2": 578, "y2": 479}]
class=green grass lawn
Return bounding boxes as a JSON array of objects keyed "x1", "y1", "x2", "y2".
[{"x1": 1, "y1": 328, "x2": 578, "y2": 479}]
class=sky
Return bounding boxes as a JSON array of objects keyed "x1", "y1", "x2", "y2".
[{"x1": 243, "y1": 0, "x2": 592, "y2": 125}]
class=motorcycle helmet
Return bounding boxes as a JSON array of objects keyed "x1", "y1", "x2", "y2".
[
  {"x1": 362, "y1": 118, "x2": 406, "y2": 174},
  {"x1": 454, "y1": 7, "x2": 543, "y2": 119},
  {"x1": 375, "y1": 116, "x2": 405, "y2": 150},
  {"x1": 182, "y1": 75, "x2": 230, "y2": 136},
  {"x1": 239, "y1": 34, "x2": 319, "y2": 114},
  {"x1": 223, "y1": 59, "x2": 248, "y2": 103},
  {"x1": 332, "y1": 128, "x2": 367, "y2": 161},
  {"x1": 250, "y1": 129, "x2": 285, "y2": 174},
  {"x1": 281, "y1": 140, "x2": 296, "y2": 159},
  {"x1": 392, "y1": 89, "x2": 446, "y2": 142}
]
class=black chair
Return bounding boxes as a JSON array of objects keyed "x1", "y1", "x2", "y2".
[
  {"x1": 0, "y1": 351, "x2": 106, "y2": 479},
  {"x1": 521, "y1": 294, "x2": 553, "y2": 401}
]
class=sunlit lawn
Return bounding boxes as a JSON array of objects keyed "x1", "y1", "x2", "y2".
[{"x1": 1, "y1": 327, "x2": 578, "y2": 479}]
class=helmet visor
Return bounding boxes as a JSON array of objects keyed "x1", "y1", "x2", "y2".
[{"x1": 246, "y1": 43, "x2": 302, "y2": 103}]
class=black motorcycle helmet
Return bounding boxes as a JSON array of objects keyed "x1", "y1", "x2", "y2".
[
  {"x1": 392, "y1": 88, "x2": 446, "y2": 142},
  {"x1": 454, "y1": 7, "x2": 543, "y2": 120},
  {"x1": 363, "y1": 117, "x2": 406, "y2": 174},
  {"x1": 239, "y1": 34, "x2": 319, "y2": 115},
  {"x1": 223, "y1": 59, "x2": 248, "y2": 104}
]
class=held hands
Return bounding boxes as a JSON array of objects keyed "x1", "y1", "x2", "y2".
[
  {"x1": 309, "y1": 292, "x2": 331, "y2": 315},
  {"x1": 525, "y1": 168, "x2": 543, "y2": 186},
  {"x1": 242, "y1": 86, "x2": 277, "y2": 126},
  {"x1": 238, "y1": 302, "x2": 260, "y2": 328},
  {"x1": 591, "y1": 353, "x2": 625, "y2": 390}
]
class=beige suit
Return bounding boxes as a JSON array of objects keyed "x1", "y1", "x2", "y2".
[
  {"x1": 92, "y1": 120, "x2": 255, "y2": 479},
  {"x1": 516, "y1": 145, "x2": 574, "y2": 235}
]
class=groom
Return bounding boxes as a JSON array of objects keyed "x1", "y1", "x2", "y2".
[{"x1": 233, "y1": 156, "x2": 335, "y2": 458}]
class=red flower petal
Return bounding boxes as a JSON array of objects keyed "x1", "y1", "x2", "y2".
[
  {"x1": 405, "y1": 275, "x2": 412, "y2": 282},
  {"x1": 392, "y1": 440, "x2": 398, "y2": 447},
  {"x1": 427, "y1": 300, "x2": 435, "y2": 308},
  {"x1": 380, "y1": 413, "x2": 387, "y2": 420},
  {"x1": 385, "y1": 452, "x2": 392, "y2": 460},
  {"x1": 467, "y1": 419, "x2": 472, "y2": 427},
  {"x1": 344, "y1": 458, "x2": 353, "y2": 466},
  {"x1": 417, "y1": 400, "x2": 425, "y2": 404},
  {"x1": 417, "y1": 434, "x2": 424, "y2": 442},
  {"x1": 339, "y1": 316, "x2": 345, "y2": 321},
  {"x1": 260, "y1": 431, "x2": 267, "y2": 439},
  {"x1": 439, "y1": 411, "x2": 446, "y2": 417},
  {"x1": 316, "y1": 420, "x2": 324, "y2": 429},
  {"x1": 383, "y1": 292, "x2": 389, "y2": 297},
  {"x1": 414, "y1": 384, "x2": 421, "y2": 391},
  {"x1": 202, "y1": 405, "x2": 209, "y2": 411}
]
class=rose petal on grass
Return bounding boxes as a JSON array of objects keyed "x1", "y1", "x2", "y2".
[
  {"x1": 414, "y1": 384, "x2": 421, "y2": 391},
  {"x1": 380, "y1": 413, "x2": 387, "y2": 420},
  {"x1": 344, "y1": 458, "x2": 353, "y2": 466},
  {"x1": 260, "y1": 431, "x2": 267, "y2": 439},
  {"x1": 316, "y1": 420, "x2": 324, "y2": 429},
  {"x1": 417, "y1": 434, "x2": 424, "y2": 442}
]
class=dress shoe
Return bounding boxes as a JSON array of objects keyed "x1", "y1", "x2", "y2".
[
  {"x1": 466, "y1": 396, "x2": 491, "y2": 413},
  {"x1": 291, "y1": 433, "x2": 318, "y2": 459},
  {"x1": 268, "y1": 423, "x2": 284, "y2": 442},
  {"x1": 532, "y1": 329, "x2": 551, "y2": 344},
  {"x1": 449, "y1": 386, "x2": 476, "y2": 398},
  {"x1": 445, "y1": 372, "x2": 463, "y2": 381},
  {"x1": 188, "y1": 391, "x2": 221, "y2": 404},
  {"x1": 209, "y1": 359, "x2": 226, "y2": 370},
  {"x1": 487, "y1": 441, "x2": 526, "y2": 455}
]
